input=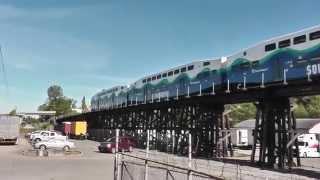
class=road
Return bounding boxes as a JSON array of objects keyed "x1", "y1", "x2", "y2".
[
  {"x1": 1, "y1": 137, "x2": 319, "y2": 180},
  {"x1": 0, "y1": 138, "x2": 114, "y2": 180}
]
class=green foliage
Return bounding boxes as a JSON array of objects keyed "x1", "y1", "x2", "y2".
[
  {"x1": 81, "y1": 96, "x2": 88, "y2": 112},
  {"x1": 294, "y1": 104, "x2": 309, "y2": 118},
  {"x1": 47, "y1": 85, "x2": 63, "y2": 100},
  {"x1": 295, "y1": 95, "x2": 320, "y2": 118},
  {"x1": 229, "y1": 103, "x2": 256, "y2": 126},
  {"x1": 9, "y1": 108, "x2": 17, "y2": 116},
  {"x1": 38, "y1": 85, "x2": 77, "y2": 116}
]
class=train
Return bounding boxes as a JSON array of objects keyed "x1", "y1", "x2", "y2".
[{"x1": 91, "y1": 25, "x2": 320, "y2": 111}]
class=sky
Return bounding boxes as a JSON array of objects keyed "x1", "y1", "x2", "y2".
[{"x1": 0, "y1": 0, "x2": 319, "y2": 113}]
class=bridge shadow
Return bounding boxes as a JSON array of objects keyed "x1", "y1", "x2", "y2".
[{"x1": 209, "y1": 157, "x2": 320, "y2": 179}]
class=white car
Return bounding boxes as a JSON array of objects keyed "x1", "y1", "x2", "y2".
[
  {"x1": 32, "y1": 131, "x2": 67, "y2": 143},
  {"x1": 298, "y1": 141, "x2": 320, "y2": 158},
  {"x1": 34, "y1": 139, "x2": 75, "y2": 151},
  {"x1": 29, "y1": 130, "x2": 42, "y2": 141}
]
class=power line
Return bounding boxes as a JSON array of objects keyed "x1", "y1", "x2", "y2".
[{"x1": 0, "y1": 45, "x2": 9, "y2": 94}]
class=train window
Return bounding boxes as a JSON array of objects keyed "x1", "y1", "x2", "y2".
[
  {"x1": 168, "y1": 71, "x2": 173, "y2": 76},
  {"x1": 252, "y1": 61, "x2": 259, "y2": 67},
  {"x1": 278, "y1": 39, "x2": 290, "y2": 48},
  {"x1": 152, "y1": 76, "x2": 156, "y2": 81},
  {"x1": 162, "y1": 73, "x2": 167, "y2": 78},
  {"x1": 147, "y1": 78, "x2": 151, "y2": 82},
  {"x1": 243, "y1": 51, "x2": 247, "y2": 56},
  {"x1": 181, "y1": 67, "x2": 186, "y2": 72},
  {"x1": 265, "y1": 43, "x2": 276, "y2": 52},
  {"x1": 310, "y1": 31, "x2": 320, "y2": 40},
  {"x1": 143, "y1": 79, "x2": 146, "y2": 83},
  {"x1": 203, "y1": 62, "x2": 210, "y2": 66},
  {"x1": 174, "y1": 69, "x2": 180, "y2": 75},
  {"x1": 240, "y1": 62, "x2": 251, "y2": 68},
  {"x1": 188, "y1": 65, "x2": 194, "y2": 71},
  {"x1": 293, "y1": 35, "x2": 306, "y2": 44},
  {"x1": 156, "y1": 74, "x2": 161, "y2": 79}
]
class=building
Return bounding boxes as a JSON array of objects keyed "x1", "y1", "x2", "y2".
[{"x1": 231, "y1": 119, "x2": 320, "y2": 148}]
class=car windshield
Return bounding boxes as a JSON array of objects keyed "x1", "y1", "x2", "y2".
[{"x1": 105, "y1": 138, "x2": 115, "y2": 143}]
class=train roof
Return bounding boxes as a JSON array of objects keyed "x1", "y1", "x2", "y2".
[
  {"x1": 133, "y1": 57, "x2": 222, "y2": 83},
  {"x1": 227, "y1": 24, "x2": 320, "y2": 58},
  {"x1": 92, "y1": 85, "x2": 128, "y2": 98}
]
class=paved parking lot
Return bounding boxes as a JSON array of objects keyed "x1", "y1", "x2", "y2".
[
  {"x1": 0, "y1": 138, "x2": 114, "y2": 180},
  {"x1": 1, "y1": 137, "x2": 319, "y2": 180}
]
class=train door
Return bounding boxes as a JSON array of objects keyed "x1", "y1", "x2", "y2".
[{"x1": 179, "y1": 78, "x2": 187, "y2": 96}]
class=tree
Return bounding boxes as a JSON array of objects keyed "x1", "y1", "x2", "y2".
[
  {"x1": 294, "y1": 95, "x2": 320, "y2": 118},
  {"x1": 9, "y1": 108, "x2": 17, "y2": 116},
  {"x1": 229, "y1": 103, "x2": 257, "y2": 126},
  {"x1": 38, "y1": 85, "x2": 77, "y2": 116},
  {"x1": 47, "y1": 85, "x2": 63, "y2": 100},
  {"x1": 81, "y1": 96, "x2": 88, "y2": 112}
]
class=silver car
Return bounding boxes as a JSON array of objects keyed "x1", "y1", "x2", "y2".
[{"x1": 34, "y1": 139, "x2": 75, "y2": 151}]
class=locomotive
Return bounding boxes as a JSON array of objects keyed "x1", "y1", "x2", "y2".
[{"x1": 91, "y1": 25, "x2": 320, "y2": 111}]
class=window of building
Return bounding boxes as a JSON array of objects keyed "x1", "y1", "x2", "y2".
[
  {"x1": 152, "y1": 76, "x2": 156, "y2": 81},
  {"x1": 174, "y1": 69, "x2": 179, "y2": 75},
  {"x1": 187, "y1": 65, "x2": 194, "y2": 71},
  {"x1": 162, "y1": 73, "x2": 167, "y2": 78},
  {"x1": 181, "y1": 67, "x2": 186, "y2": 72},
  {"x1": 293, "y1": 35, "x2": 306, "y2": 44},
  {"x1": 147, "y1": 78, "x2": 151, "y2": 82},
  {"x1": 142, "y1": 79, "x2": 146, "y2": 83},
  {"x1": 203, "y1": 62, "x2": 210, "y2": 66},
  {"x1": 156, "y1": 74, "x2": 161, "y2": 79},
  {"x1": 168, "y1": 71, "x2": 173, "y2": 76},
  {"x1": 310, "y1": 31, "x2": 320, "y2": 40},
  {"x1": 265, "y1": 43, "x2": 276, "y2": 52},
  {"x1": 278, "y1": 39, "x2": 291, "y2": 48}
]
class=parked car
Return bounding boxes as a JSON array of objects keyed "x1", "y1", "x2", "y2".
[
  {"x1": 34, "y1": 139, "x2": 75, "y2": 151},
  {"x1": 98, "y1": 136, "x2": 137, "y2": 153},
  {"x1": 298, "y1": 141, "x2": 320, "y2": 158},
  {"x1": 27, "y1": 130, "x2": 41, "y2": 139},
  {"x1": 32, "y1": 131, "x2": 67, "y2": 143}
]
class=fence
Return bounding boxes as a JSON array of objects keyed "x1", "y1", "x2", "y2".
[
  {"x1": 118, "y1": 153, "x2": 222, "y2": 180},
  {"x1": 112, "y1": 129, "x2": 311, "y2": 180}
]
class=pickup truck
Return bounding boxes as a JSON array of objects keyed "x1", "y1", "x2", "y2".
[{"x1": 32, "y1": 131, "x2": 67, "y2": 143}]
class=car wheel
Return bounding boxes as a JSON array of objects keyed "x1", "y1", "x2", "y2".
[
  {"x1": 303, "y1": 152, "x2": 307, "y2": 158},
  {"x1": 128, "y1": 146, "x2": 133, "y2": 152},
  {"x1": 39, "y1": 145, "x2": 46, "y2": 150},
  {"x1": 111, "y1": 148, "x2": 116, "y2": 154},
  {"x1": 63, "y1": 146, "x2": 70, "y2": 152}
]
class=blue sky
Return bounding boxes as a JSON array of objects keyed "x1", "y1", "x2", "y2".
[{"x1": 0, "y1": 0, "x2": 319, "y2": 113}]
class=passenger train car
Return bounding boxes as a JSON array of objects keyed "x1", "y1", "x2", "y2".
[
  {"x1": 91, "y1": 85, "x2": 128, "y2": 111},
  {"x1": 91, "y1": 25, "x2": 320, "y2": 111},
  {"x1": 127, "y1": 58, "x2": 223, "y2": 105},
  {"x1": 225, "y1": 25, "x2": 320, "y2": 91}
]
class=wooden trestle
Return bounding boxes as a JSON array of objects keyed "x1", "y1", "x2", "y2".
[
  {"x1": 82, "y1": 103, "x2": 233, "y2": 158},
  {"x1": 251, "y1": 97, "x2": 301, "y2": 169}
]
